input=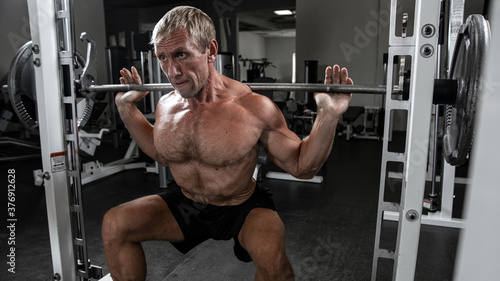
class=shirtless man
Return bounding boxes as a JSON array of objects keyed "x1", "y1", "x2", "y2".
[{"x1": 101, "y1": 6, "x2": 352, "y2": 281}]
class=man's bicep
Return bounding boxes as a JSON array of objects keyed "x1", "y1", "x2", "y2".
[
  {"x1": 263, "y1": 129, "x2": 302, "y2": 167},
  {"x1": 259, "y1": 106, "x2": 302, "y2": 172}
]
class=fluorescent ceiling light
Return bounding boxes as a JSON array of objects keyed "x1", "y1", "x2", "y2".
[{"x1": 274, "y1": 10, "x2": 294, "y2": 16}]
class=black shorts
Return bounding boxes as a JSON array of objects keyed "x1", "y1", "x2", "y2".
[{"x1": 158, "y1": 182, "x2": 277, "y2": 262}]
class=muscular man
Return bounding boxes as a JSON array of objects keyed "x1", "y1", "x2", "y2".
[{"x1": 102, "y1": 6, "x2": 352, "y2": 281}]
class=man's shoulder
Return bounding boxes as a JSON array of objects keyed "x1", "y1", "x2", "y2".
[
  {"x1": 230, "y1": 86, "x2": 281, "y2": 127},
  {"x1": 157, "y1": 91, "x2": 177, "y2": 102},
  {"x1": 233, "y1": 87, "x2": 274, "y2": 109},
  {"x1": 226, "y1": 79, "x2": 252, "y2": 97},
  {"x1": 156, "y1": 91, "x2": 184, "y2": 113}
]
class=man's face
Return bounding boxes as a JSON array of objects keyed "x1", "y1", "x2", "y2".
[{"x1": 155, "y1": 29, "x2": 210, "y2": 99}]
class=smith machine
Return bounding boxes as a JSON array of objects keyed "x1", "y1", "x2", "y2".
[{"x1": 5, "y1": 0, "x2": 491, "y2": 279}]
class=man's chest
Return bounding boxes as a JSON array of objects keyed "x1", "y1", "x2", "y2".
[{"x1": 153, "y1": 105, "x2": 262, "y2": 166}]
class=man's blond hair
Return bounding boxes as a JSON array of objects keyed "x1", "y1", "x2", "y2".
[{"x1": 151, "y1": 6, "x2": 216, "y2": 53}]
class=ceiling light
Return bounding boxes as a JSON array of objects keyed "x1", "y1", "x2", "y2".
[{"x1": 274, "y1": 10, "x2": 294, "y2": 16}]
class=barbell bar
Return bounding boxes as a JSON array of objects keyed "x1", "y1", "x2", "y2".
[
  {"x1": 82, "y1": 81, "x2": 459, "y2": 105},
  {"x1": 82, "y1": 82, "x2": 389, "y2": 95}
]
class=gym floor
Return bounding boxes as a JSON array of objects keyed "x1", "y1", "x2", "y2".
[{"x1": 2, "y1": 131, "x2": 463, "y2": 281}]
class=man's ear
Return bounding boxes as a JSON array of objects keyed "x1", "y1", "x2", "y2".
[{"x1": 207, "y1": 39, "x2": 218, "y2": 63}]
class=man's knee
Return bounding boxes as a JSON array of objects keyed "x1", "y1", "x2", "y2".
[
  {"x1": 239, "y1": 208, "x2": 290, "y2": 276},
  {"x1": 252, "y1": 241, "x2": 288, "y2": 275},
  {"x1": 102, "y1": 207, "x2": 128, "y2": 245}
]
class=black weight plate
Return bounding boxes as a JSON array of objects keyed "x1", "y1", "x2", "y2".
[
  {"x1": 8, "y1": 41, "x2": 39, "y2": 133},
  {"x1": 7, "y1": 41, "x2": 94, "y2": 133},
  {"x1": 443, "y1": 14, "x2": 490, "y2": 166}
]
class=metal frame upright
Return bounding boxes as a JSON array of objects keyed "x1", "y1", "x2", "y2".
[
  {"x1": 372, "y1": 0, "x2": 441, "y2": 280},
  {"x1": 28, "y1": 0, "x2": 76, "y2": 279},
  {"x1": 384, "y1": 0, "x2": 466, "y2": 229},
  {"x1": 27, "y1": 0, "x2": 100, "y2": 279}
]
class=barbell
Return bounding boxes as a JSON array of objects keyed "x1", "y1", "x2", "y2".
[
  {"x1": 6, "y1": 15, "x2": 490, "y2": 166},
  {"x1": 82, "y1": 82, "x2": 388, "y2": 95}
]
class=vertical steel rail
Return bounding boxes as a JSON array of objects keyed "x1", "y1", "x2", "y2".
[
  {"x1": 57, "y1": 0, "x2": 97, "y2": 279},
  {"x1": 372, "y1": 0, "x2": 441, "y2": 280},
  {"x1": 428, "y1": 0, "x2": 447, "y2": 213},
  {"x1": 27, "y1": 0, "x2": 77, "y2": 280},
  {"x1": 439, "y1": 0, "x2": 465, "y2": 225}
]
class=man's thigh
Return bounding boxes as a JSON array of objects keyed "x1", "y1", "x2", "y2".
[{"x1": 109, "y1": 194, "x2": 185, "y2": 243}]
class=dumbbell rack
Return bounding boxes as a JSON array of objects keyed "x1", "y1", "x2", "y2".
[
  {"x1": 27, "y1": 0, "x2": 101, "y2": 280},
  {"x1": 371, "y1": 0, "x2": 441, "y2": 280}
]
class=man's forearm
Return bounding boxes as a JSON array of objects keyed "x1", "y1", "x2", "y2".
[{"x1": 296, "y1": 108, "x2": 340, "y2": 178}]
